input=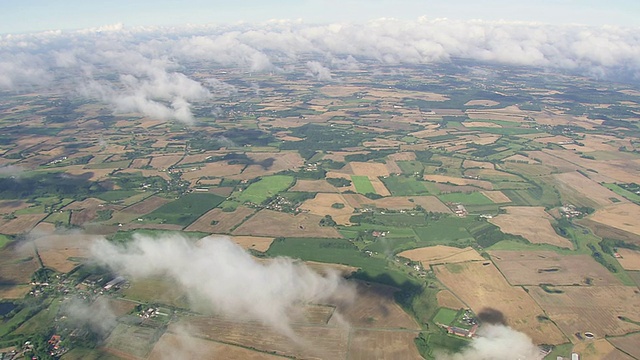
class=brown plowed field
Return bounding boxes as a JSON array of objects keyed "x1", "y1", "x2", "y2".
[
  {"x1": 489, "y1": 250, "x2": 620, "y2": 286},
  {"x1": 607, "y1": 332, "x2": 640, "y2": 359},
  {"x1": 0, "y1": 213, "x2": 48, "y2": 235}
]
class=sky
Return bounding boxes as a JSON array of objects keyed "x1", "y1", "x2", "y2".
[{"x1": 1, "y1": 0, "x2": 639, "y2": 34}]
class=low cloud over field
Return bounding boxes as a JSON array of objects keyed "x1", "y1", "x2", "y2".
[
  {"x1": 437, "y1": 324, "x2": 542, "y2": 360},
  {"x1": 91, "y1": 233, "x2": 355, "y2": 337},
  {"x1": 0, "y1": 18, "x2": 639, "y2": 121}
]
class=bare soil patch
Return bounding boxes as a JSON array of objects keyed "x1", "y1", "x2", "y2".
[
  {"x1": 434, "y1": 261, "x2": 566, "y2": 345},
  {"x1": 232, "y1": 209, "x2": 343, "y2": 238},
  {"x1": 398, "y1": 246, "x2": 484, "y2": 267},
  {"x1": 489, "y1": 206, "x2": 573, "y2": 249},
  {"x1": 489, "y1": 250, "x2": 620, "y2": 286},
  {"x1": 185, "y1": 206, "x2": 255, "y2": 234},
  {"x1": 527, "y1": 286, "x2": 640, "y2": 339},
  {"x1": 0, "y1": 213, "x2": 48, "y2": 235}
]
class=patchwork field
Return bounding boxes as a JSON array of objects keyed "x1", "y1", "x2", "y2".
[
  {"x1": 554, "y1": 171, "x2": 624, "y2": 208},
  {"x1": 423, "y1": 175, "x2": 493, "y2": 190},
  {"x1": 185, "y1": 206, "x2": 256, "y2": 233},
  {"x1": 489, "y1": 250, "x2": 620, "y2": 286},
  {"x1": 480, "y1": 190, "x2": 511, "y2": 203},
  {"x1": 0, "y1": 213, "x2": 48, "y2": 235},
  {"x1": 489, "y1": 206, "x2": 573, "y2": 248},
  {"x1": 398, "y1": 245, "x2": 484, "y2": 267},
  {"x1": 232, "y1": 209, "x2": 343, "y2": 238},
  {"x1": 527, "y1": 285, "x2": 640, "y2": 340},
  {"x1": 607, "y1": 332, "x2": 640, "y2": 360},
  {"x1": 434, "y1": 261, "x2": 566, "y2": 344}
]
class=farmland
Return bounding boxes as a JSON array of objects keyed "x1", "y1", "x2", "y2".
[{"x1": 0, "y1": 36, "x2": 640, "y2": 360}]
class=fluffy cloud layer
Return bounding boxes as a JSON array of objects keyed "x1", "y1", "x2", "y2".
[{"x1": 1, "y1": 18, "x2": 639, "y2": 122}]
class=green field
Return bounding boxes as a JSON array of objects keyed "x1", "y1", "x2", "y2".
[
  {"x1": 380, "y1": 175, "x2": 431, "y2": 196},
  {"x1": 234, "y1": 175, "x2": 294, "y2": 204},
  {"x1": 432, "y1": 307, "x2": 459, "y2": 325},
  {"x1": 0, "y1": 234, "x2": 12, "y2": 249},
  {"x1": 437, "y1": 192, "x2": 494, "y2": 205},
  {"x1": 397, "y1": 161, "x2": 424, "y2": 175},
  {"x1": 266, "y1": 237, "x2": 412, "y2": 285},
  {"x1": 351, "y1": 175, "x2": 376, "y2": 194},
  {"x1": 95, "y1": 190, "x2": 141, "y2": 202},
  {"x1": 604, "y1": 183, "x2": 640, "y2": 203},
  {"x1": 142, "y1": 193, "x2": 224, "y2": 226}
]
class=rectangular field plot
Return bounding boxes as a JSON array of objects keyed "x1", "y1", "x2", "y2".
[
  {"x1": 526, "y1": 286, "x2": 640, "y2": 339},
  {"x1": 141, "y1": 193, "x2": 224, "y2": 226},
  {"x1": 351, "y1": 175, "x2": 376, "y2": 194},
  {"x1": 489, "y1": 250, "x2": 620, "y2": 286},
  {"x1": 234, "y1": 175, "x2": 295, "y2": 204}
]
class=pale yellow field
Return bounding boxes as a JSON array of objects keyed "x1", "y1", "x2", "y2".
[
  {"x1": 481, "y1": 190, "x2": 511, "y2": 203},
  {"x1": 434, "y1": 262, "x2": 566, "y2": 345},
  {"x1": 436, "y1": 290, "x2": 466, "y2": 310},
  {"x1": 462, "y1": 159, "x2": 494, "y2": 169},
  {"x1": 232, "y1": 209, "x2": 343, "y2": 238},
  {"x1": 300, "y1": 193, "x2": 355, "y2": 225},
  {"x1": 398, "y1": 245, "x2": 484, "y2": 267},
  {"x1": 369, "y1": 177, "x2": 391, "y2": 196},
  {"x1": 588, "y1": 203, "x2": 640, "y2": 237},
  {"x1": 181, "y1": 161, "x2": 245, "y2": 181},
  {"x1": 572, "y1": 339, "x2": 635, "y2": 360},
  {"x1": 489, "y1": 206, "x2": 573, "y2": 249},
  {"x1": 348, "y1": 162, "x2": 391, "y2": 177},
  {"x1": 462, "y1": 121, "x2": 502, "y2": 128}
]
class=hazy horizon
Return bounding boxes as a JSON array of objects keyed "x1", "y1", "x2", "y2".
[{"x1": 2, "y1": 0, "x2": 639, "y2": 35}]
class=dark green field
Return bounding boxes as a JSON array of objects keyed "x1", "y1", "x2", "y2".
[{"x1": 141, "y1": 193, "x2": 224, "y2": 226}]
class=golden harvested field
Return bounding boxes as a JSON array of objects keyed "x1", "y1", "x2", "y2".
[
  {"x1": 398, "y1": 246, "x2": 484, "y2": 267},
  {"x1": 347, "y1": 329, "x2": 422, "y2": 360},
  {"x1": 481, "y1": 190, "x2": 511, "y2": 203},
  {"x1": 546, "y1": 149, "x2": 639, "y2": 184},
  {"x1": 172, "y1": 316, "x2": 350, "y2": 360},
  {"x1": 434, "y1": 261, "x2": 566, "y2": 344},
  {"x1": 148, "y1": 332, "x2": 285, "y2": 360},
  {"x1": 233, "y1": 152, "x2": 304, "y2": 180},
  {"x1": 462, "y1": 159, "x2": 494, "y2": 169},
  {"x1": 588, "y1": 203, "x2": 640, "y2": 237},
  {"x1": 227, "y1": 236, "x2": 274, "y2": 252},
  {"x1": 121, "y1": 195, "x2": 170, "y2": 215},
  {"x1": 0, "y1": 213, "x2": 48, "y2": 235},
  {"x1": 554, "y1": 171, "x2": 624, "y2": 208},
  {"x1": 290, "y1": 179, "x2": 338, "y2": 193},
  {"x1": 388, "y1": 152, "x2": 416, "y2": 161},
  {"x1": 527, "y1": 151, "x2": 580, "y2": 172},
  {"x1": 503, "y1": 154, "x2": 540, "y2": 164},
  {"x1": 436, "y1": 290, "x2": 466, "y2": 310},
  {"x1": 0, "y1": 200, "x2": 30, "y2": 214},
  {"x1": 326, "y1": 171, "x2": 357, "y2": 192},
  {"x1": 300, "y1": 193, "x2": 355, "y2": 225},
  {"x1": 423, "y1": 175, "x2": 493, "y2": 190},
  {"x1": 185, "y1": 206, "x2": 256, "y2": 233},
  {"x1": 129, "y1": 157, "x2": 151, "y2": 169},
  {"x1": 149, "y1": 155, "x2": 183, "y2": 170},
  {"x1": 384, "y1": 160, "x2": 402, "y2": 174},
  {"x1": 369, "y1": 177, "x2": 391, "y2": 196},
  {"x1": 362, "y1": 138, "x2": 404, "y2": 148},
  {"x1": 323, "y1": 150, "x2": 368, "y2": 162},
  {"x1": 489, "y1": 250, "x2": 620, "y2": 286},
  {"x1": 0, "y1": 285, "x2": 31, "y2": 299},
  {"x1": 615, "y1": 248, "x2": 640, "y2": 270},
  {"x1": 608, "y1": 333, "x2": 640, "y2": 359},
  {"x1": 572, "y1": 339, "x2": 635, "y2": 360},
  {"x1": 465, "y1": 105, "x2": 528, "y2": 122},
  {"x1": 347, "y1": 162, "x2": 391, "y2": 177},
  {"x1": 340, "y1": 194, "x2": 451, "y2": 213},
  {"x1": 462, "y1": 121, "x2": 502, "y2": 128},
  {"x1": 465, "y1": 168, "x2": 523, "y2": 182},
  {"x1": 64, "y1": 197, "x2": 105, "y2": 210},
  {"x1": 489, "y1": 206, "x2": 574, "y2": 249},
  {"x1": 526, "y1": 286, "x2": 640, "y2": 339},
  {"x1": 181, "y1": 161, "x2": 245, "y2": 181},
  {"x1": 232, "y1": 209, "x2": 343, "y2": 238}
]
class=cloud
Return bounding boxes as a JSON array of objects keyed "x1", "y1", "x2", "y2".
[
  {"x1": 306, "y1": 60, "x2": 333, "y2": 81},
  {"x1": 436, "y1": 324, "x2": 543, "y2": 360},
  {"x1": 60, "y1": 297, "x2": 118, "y2": 340},
  {"x1": 90, "y1": 234, "x2": 355, "y2": 338}
]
